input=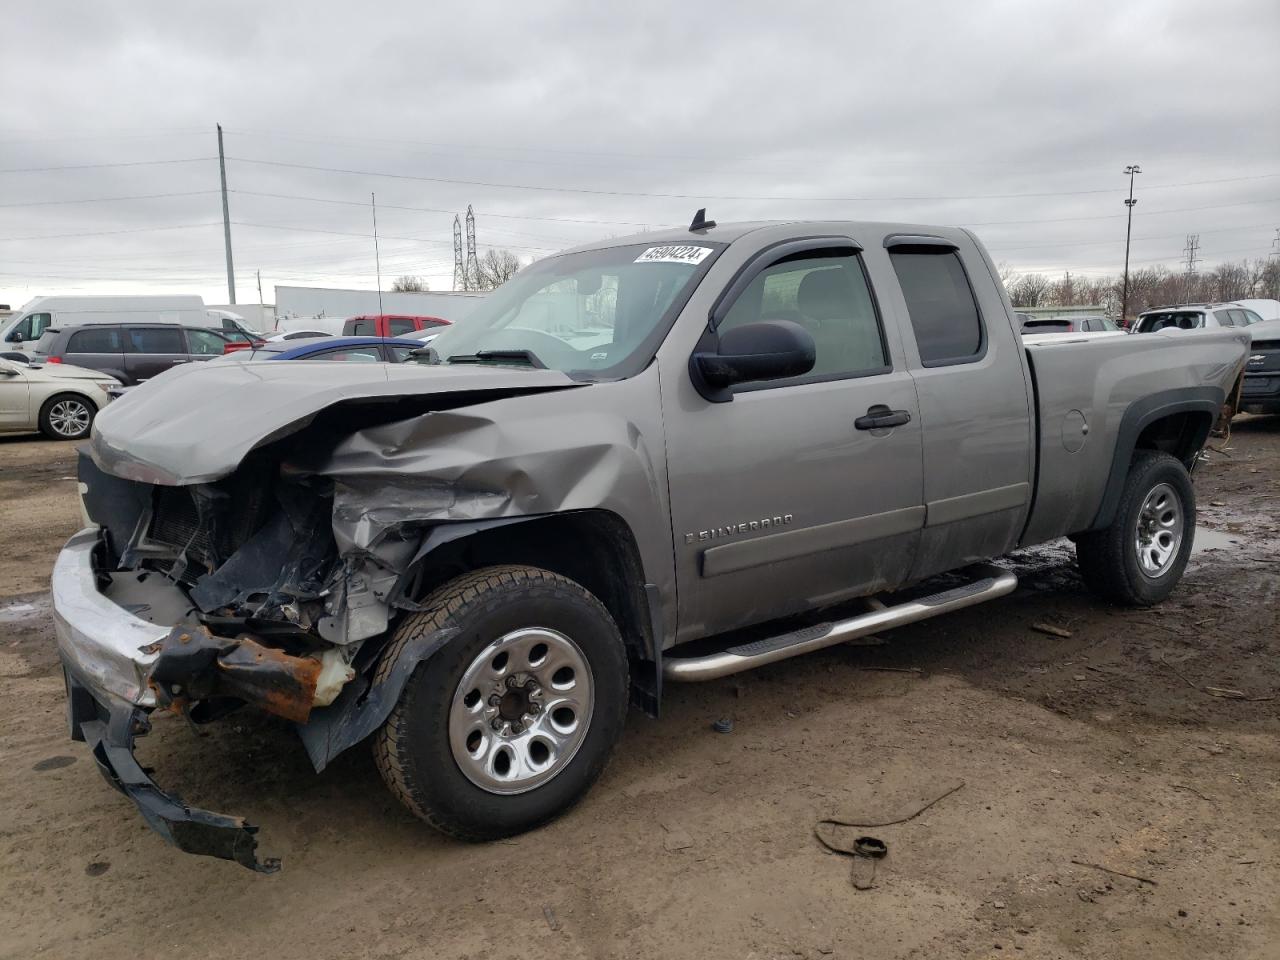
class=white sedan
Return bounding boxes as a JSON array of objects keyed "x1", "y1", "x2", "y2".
[{"x1": 0, "y1": 356, "x2": 119, "y2": 440}]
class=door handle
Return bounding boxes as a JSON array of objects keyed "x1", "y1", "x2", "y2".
[
  {"x1": 855, "y1": 404, "x2": 911, "y2": 431},
  {"x1": 171, "y1": 359, "x2": 189, "y2": 364}
]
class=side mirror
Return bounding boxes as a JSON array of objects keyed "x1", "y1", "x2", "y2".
[
  {"x1": 4, "y1": 329, "x2": 23, "y2": 343},
  {"x1": 690, "y1": 320, "x2": 815, "y2": 401}
]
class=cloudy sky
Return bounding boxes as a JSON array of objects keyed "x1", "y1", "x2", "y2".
[{"x1": 3, "y1": 0, "x2": 1278, "y2": 309}]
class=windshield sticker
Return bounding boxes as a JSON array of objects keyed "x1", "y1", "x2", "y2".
[{"x1": 634, "y1": 245, "x2": 714, "y2": 265}]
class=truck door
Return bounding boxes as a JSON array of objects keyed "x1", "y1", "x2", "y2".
[
  {"x1": 882, "y1": 235, "x2": 1034, "y2": 581},
  {"x1": 123, "y1": 326, "x2": 188, "y2": 383},
  {"x1": 661, "y1": 240, "x2": 925, "y2": 642}
]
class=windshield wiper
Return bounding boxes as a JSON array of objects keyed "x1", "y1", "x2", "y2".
[{"x1": 446, "y1": 349, "x2": 546, "y2": 369}]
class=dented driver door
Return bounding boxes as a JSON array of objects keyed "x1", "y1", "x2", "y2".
[{"x1": 660, "y1": 241, "x2": 925, "y2": 643}]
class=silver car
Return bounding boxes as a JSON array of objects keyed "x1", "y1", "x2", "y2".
[{"x1": 0, "y1": 356, "x2": 118, "y2": 439}]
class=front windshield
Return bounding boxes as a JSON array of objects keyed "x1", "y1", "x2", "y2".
[{"x1": 426, "y1": 241, "x2": 722, "y2": 378}]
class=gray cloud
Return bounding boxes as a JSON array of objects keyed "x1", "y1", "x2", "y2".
[{"x1": 3, "y1": 0, "x2": 1278, "y2": 307}]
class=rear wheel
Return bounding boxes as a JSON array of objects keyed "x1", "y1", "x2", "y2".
[
  {"x1": 373, "y1": 565, "x2": 629, "y2": 840},
  {"x1": 38, "y1": 393, "x2": 96, "y2": 440},
  {"x1": 1075, "y1": 450, "x2": 1195, "y2": 606}
]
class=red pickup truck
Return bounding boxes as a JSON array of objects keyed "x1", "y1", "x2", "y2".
[{"x1": 342, "y1": 314, "x2": 452, "y2": 337}]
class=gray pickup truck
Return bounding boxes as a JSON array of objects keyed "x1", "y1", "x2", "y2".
[{"x1": 55, "y1": 218, "x2": 1249, "y2": 871}]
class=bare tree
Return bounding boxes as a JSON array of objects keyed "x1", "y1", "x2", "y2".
[
  {"x1": 996, "y1": 261, "x2": 1019, "y2": 291},
  {"x1": 1009, "y1": 273, "x2": 1051, "y2": 307},
  {"x1": 472, "y1": 248, "x2": 522, "y2": 291},
  {"x1": 391, "y1": 275, "x2": 429, "y2": 292}
]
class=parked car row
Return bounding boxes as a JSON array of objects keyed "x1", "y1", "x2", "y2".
[
  {"x1": 0, "y1": 295, "x2": 260, "y2": 354},
  {"x1": 1017, "y1": 299, "x2": 1280, "y2": 337}
]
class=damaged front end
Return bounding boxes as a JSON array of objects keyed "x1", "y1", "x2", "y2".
[
  {"x1": 65, "y1": 434, "x2": 460, "y2": 870},
  {"x1": 52, "y1": 358, "x2": 662, "y2": 871}
]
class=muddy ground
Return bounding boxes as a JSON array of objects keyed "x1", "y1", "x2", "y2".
[{"x1": 1, "y1": 422, "x2": 1277, "y2": 960}]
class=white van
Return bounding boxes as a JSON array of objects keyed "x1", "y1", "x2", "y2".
[{"x1": 0, "y1": 296, "x2": 254, "y2": 354}]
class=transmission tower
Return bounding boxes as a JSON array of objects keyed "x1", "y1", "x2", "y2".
[
  {"x1": 453, "y1": 215, "x2": 465, "y2": 290},
  {"x1": 465, "y1": 205, "x2": 479, "y2": 290},
  {"x1": 1270, "y1": 227, "x2": 1279, "y2": 259},
  {"x1": 1182, "y1": 234, "x2": 1201, "y2": 274}
]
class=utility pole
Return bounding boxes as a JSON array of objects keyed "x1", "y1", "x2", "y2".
[
  {"x1": 465, "y1": 204, "x2": 479, "y2": 291},
  {"x1": 1120, "y1": 164, "x2": 1141, "y2": 325},
  {"x1": 217, "y1": 123, "x2": 236, "y2": 304},
  {"x1": 453, "y1": 215, "x2": 465, "y2": 290},
  {"x1": 1270, "y1": 227, "x2": 1279, "y2": 258},
  {"x1": 256, "y1": 269, "x2": 264, "y2": 320},
  {"x1": 1182, "y1": 234, "x2": 1201, "y2": 274},
  {"x1": 371, "y1": 193, "x2": 384, "y2": 316}
]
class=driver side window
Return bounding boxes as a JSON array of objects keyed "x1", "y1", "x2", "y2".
[{"x1": 717, "y1": 252, "x2": 888, "y2": 386}]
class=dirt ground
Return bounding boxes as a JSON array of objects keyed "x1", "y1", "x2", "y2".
[{"x1": 1, "y1": 422, "x2": 1277, "y2": 960}]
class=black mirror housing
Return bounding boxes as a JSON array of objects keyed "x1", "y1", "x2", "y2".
[{"x1": 690, "y1": 319, "x2": 816, "y2": 402}]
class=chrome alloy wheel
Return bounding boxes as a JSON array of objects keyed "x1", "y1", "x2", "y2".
[
  {"x1": 1135, "y1": 481, "x2": 1184, "y2": 577},
  {"x1": 448, "y1": 627, "x2": 594, "y2": 795},
  {"x1": 48, "y1": 398, "x2": 91, "y2": 438}
]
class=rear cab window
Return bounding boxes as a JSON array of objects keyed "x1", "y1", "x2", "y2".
[
  {"x1": 387, "y1": 318, "x2": 416, "y2": 336},
  {"x1": 347, "y1": 319, "x2": 376, "y2": 336},
  {"x1": 1135, "y1": 311, "x2": 1204, "y2": 333},
  {"x1": 1022, "y1": 319, "x2": 1071, "y2": 334},
  {"x1": 888, "y1": 246, "x2": 985, "y2": 365}
]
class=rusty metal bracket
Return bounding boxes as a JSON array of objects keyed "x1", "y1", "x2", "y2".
[{"x1": 146, "y1": 625, "x2": 322, "y2": 724}]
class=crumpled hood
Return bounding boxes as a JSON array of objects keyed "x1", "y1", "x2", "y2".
[{"x1": 89, "y1": 359, "x2": 582, "y2": 485}]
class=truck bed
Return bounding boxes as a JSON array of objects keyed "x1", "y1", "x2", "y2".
[{"x1": 1020, "y1": 328, "x2": 1249, "y2": 546}]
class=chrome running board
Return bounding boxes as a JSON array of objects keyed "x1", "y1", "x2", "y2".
[{"x1": 662, "y1": 563, "x2": 1018, "y2": 682}]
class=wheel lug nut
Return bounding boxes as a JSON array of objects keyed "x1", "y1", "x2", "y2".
[
  {"x1": 490, "y1": 718, "x2": 503, "y2": 731},
  {"x1": 511, "y1": 722, "x2": 523, "y2": 734},
  {"x1": 488, "y1": 694, "x2": 502, "y2": 706}
]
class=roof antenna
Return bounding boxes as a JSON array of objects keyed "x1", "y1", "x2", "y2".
[{"x1": 689, "y1": 208, "x2": 716, "y2": 232}]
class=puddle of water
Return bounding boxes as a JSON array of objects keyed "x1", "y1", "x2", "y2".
[{"x1": 1192, "y1": 527, "x2": 1245, "y2": 554}]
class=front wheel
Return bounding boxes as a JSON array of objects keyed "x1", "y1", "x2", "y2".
[
  {"x1": 38, "y1": 393, "x2": 96, "y2": 440},
  {"x1": 1075, "y1": 450, "x2": 1196, "y2": 606},
  {"x1": 373, "y1": 565, "x2": 629, "y2": 840}
]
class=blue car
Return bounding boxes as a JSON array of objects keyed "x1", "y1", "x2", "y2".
[{"x1": 228, "y1": 335, "x2": 426, "y2": 363}]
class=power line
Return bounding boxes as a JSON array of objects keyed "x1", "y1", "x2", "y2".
[
  {"x1": 227, "y1": 155, "x2": 1280, "y2": 203},
  {"x1": 0, "y1": 190, "x2": 219, "y2": 209},
  {"x1": 0, "y1": 222, "x2": 222, "y2": 242},
  {"x1": 964, "y1": 196, "x2": 1280, "y2": 227},
  {"x1": 984, "y1": 222, "x2": 1277, "y2": 252},
  {"x1": 229, "y1": 219, "x2": 559, "y2": 252},
  {"x1": 229, "y1": 189, "x2": 672, "y2": 228},
  {"x1": 0, "y1": 157, "x2": 216, "y2": 174}
]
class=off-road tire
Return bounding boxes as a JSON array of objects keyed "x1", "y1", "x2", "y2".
[
  {"x1": 1075, "y1": 450, "x2": 1195, "y2": 606},
  {"x1": 37, "y1": 392, "x2": 96, "y2": 440},
  {"x1": 372, "y1": 565, "x2": 629, "y2": 841}
]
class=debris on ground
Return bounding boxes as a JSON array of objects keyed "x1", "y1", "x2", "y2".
[{"x1": 1031, "y1": 622, "x2": 1073, "y2": 638}]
